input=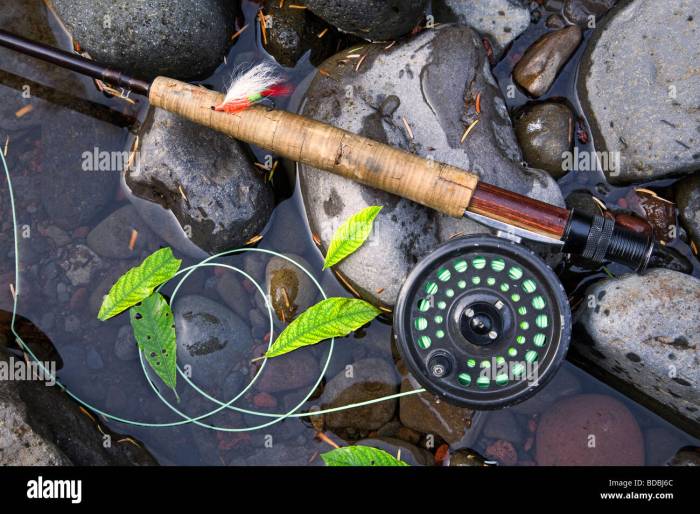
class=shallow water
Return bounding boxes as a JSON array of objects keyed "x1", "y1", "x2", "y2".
[{"x1": 0, "y1": 0, "x2": 697, "y2": 465}]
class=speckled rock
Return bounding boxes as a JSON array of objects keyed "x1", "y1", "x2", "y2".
[
  {"x1": 513, "y1": 25, "x2": 582, "y2": 97},
  {"x1": 300, "y1": 25, "x2": 564, "y2": 306},
  {"x1": 576, "y1": 269, "x2": 700, "y2": 425},
  {"x1": 173, "y1": 295, "x2": 253, "y2": 390},
  {"x1": 126, "y1": 109, "x2": 274, "y2": 254},
  {"x1": 676, "y1": 173, "x2": 700, "y2": 249},
  {"x1": 52, "y1": 0, "x2": 235, "y2": 81},
  {"x1": 321, "y1": 358, "x2": 398, "y2": 432},
  {"x1": 434, "y1": 0, "x2": 531, "y2": 58},
  {"x1": 536, "y1": 394, "x2": 645, "y2": 465},
  {"x1": 59, "y1": 244, "x2": 105, "y2": 287},
  {"x1": 305, "y1": 0, "x2": 427, "y2": 41},
  {"x1": 578, "y1": 0, "x2": 700, "y2": 183},
  {"x1": 263, "y1": 254, "x2": 318, "y2": 324},
  {"x1": 0, "y1": 347, "x2": 156, "y2": 465},
  {"x1": 0, "y1": 371, "x2": 70, "y2": 465},
  {"x1": 399, "y1": 376, "x2": 479, "y2": 446},
  {"x1": 514, "y1": 102, "x2": 574, "y2": 177}
]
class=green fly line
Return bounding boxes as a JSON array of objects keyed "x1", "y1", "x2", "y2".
[{"x1": 0, "y1": 148, "x2": 424, "y2": 433}]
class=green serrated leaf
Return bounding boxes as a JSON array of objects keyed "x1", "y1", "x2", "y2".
[
  {"x1": 129, "y1": 292, "x2": 177, "y2": 393},
  {"x1": 264, "y1": 297, "x2": 380, "y2": 358},
  {"x1": 321, "y1": 446, "x2": 409, "y2": 467},
  {"x1": 98, "y1": 247, "x2": 181, "y2": 320},
  {"x1": 323, "y1": 206, "x2": 382, "y2": 269}
]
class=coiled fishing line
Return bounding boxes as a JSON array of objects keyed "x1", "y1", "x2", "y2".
[{"x1": 1, "y1": 148, "x2": 424, "y2": 433}]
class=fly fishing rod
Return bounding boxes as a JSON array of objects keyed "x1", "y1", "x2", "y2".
[{"x1": 0, "y1": 29, "x2": 660, "y2": 408}]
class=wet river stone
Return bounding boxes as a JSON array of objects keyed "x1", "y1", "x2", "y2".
[
  {"x1": 399, "y1": 376, "x2": 480, "y2": 446},
  {"x1": 513, "y1": 25, "x2": 582, "y2": 97},
  {"x1": 536, "y1": 394, "x2": 645, "y2": 465},
  {"x1": 563, "y1": 0, "x2": 617, "y2": 26},
  {"x1": 321, "y1": 358, "x2": 398, "y2": 433},
  {"x1": 52, "y1": 0, "x2": 235, "y2": 81},
  {"x1": 576, "y1": 269, "x2": 700, "y2": 426},
  {"x1": 87, "y1": 205, "x2": 155, "y2": 259},
  {"x1": 305, "y1": 0, "x2": 427, "y2": 41},
  {"x1": 433, "y1": 0, "x2": 531, "y2": 58},
  {"x1": 514, "y1": 102, "x2": 574, "y2": 177},
  {"x1": 173, "y1": 295, "x2": 252, "y2": 390},
  {"x1": 127, "y1": 109, "x2": 274, "y2": 254},
  {"x1": 262, "y1": 0, "x2": 339, "y2": 67},
  {"x1": 675, "y1": 173, "x2": 700, "y2": 249},
  {"x1": 263, "y1": 254, "x2": 318, "y2": 324},
  {"x1": 300, "y1": 25, "x2": 564, "y2": 306},
  {"x1": 0, "y1": 346, "x2": 156, "y2": 465},
  {"x1": 578, "y1": 0, "x2": 700, "y2": 184}
]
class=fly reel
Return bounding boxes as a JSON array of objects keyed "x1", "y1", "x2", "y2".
[{"x1": 394, "y1": 235, "x2": 571, "y2": 409}]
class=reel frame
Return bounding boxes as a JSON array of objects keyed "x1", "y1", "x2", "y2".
[{"x1": 394, "y1": 235, "x2": 572, "y2": 409}]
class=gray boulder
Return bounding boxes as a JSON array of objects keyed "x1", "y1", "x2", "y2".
[
  {"x1": 299, "y1": 25, "x2": 564, "y2": 305},
  {"x1": 576, "y1": 269, "x2": 700, "y2": 426},
  {"x1": 126, "y1": 109, "x2": 274, "y2": 254},
  {"x1": 433, "y1": 0, "x2": 531, "y2": 58},
  {"x1": 577, "y1": 0, "x2": 700, "y2": 183},
  {"x1": 52, "y1": 0, "x2": 235, "y2": 80}
]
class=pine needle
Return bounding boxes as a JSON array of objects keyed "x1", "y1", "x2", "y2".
[
  {"x1": 231, "y1": 24, "x2": 249, "y2": 41},
  {"x1": 460, "y1": 119, "x2": 480, "y2": 144},
  {"x1": 317, "y1": 28, "x2": 329, "y2": 38},
  {"x1": 402, "y1": 116, "x2": 414, "y2": 140}
]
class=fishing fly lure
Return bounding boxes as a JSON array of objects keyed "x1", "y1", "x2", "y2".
[{"x1": 214, "y1": 62, "x2": 292, "y2": 113}]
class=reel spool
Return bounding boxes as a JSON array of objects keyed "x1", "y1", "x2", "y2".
[{"x1": 394, "y1": 235, "x2": 571, "y2": 409}]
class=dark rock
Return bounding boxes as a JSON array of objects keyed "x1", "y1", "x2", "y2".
[
  {"x1": 545, "y1": 14, "x2": 567, "y2": 29},
  {"x1": 536, "y1": 394, "x2": 644, "y2": 465},
  {"x1": 668, "y1": 446, "x2": 700, "y2": 466},
  {"x1": 114, "y1": 324, "x2": 139, "y2": 361},
  {"x1": 513, "y1": 25, "x2": 582, "y2": 97},
  {"x1": 52, "y1": 0, "x2": 235, "y2": 81},
  {"x1": 433, "y1": 0, "x2": 531, "y2": 58},
  {"x1": 399, "y1": 376, "x2": 478, "y2": 445},
  {"x1": 300, "y1": 25, "x2": 564, "y2": 305},
  {"x1": 127, "y1": 109, "x2": 274, "y2": 255},
  {"x1": 321, "y1": 358, "x2": 398, "y2": 432},
  {"x1": 256, "y1": 349, "x2": 320, "y2": 393},
  {"x1": 215, "y1": 270, "x2": 253, "y2": 321},
  {"x1": 59, "y1": 244, "x2": 105, "y2": 287},
  {"x1": 576, "y1": 269, "x2": 700, "y2": 425},
  {"x1": 0, "y1": 347, "x2": 156, "y2": 465},
  {"x1": 263, "y1": 0, "x2": 340, "y2": 67},
  {"x1": 577, "y1": 0, "x2": 700, "y2": 183},
  {"x1": 87, "y1": 205, "x2": 155, "y2": 259},
  {"x1": 514, "y1": 102, "x2": 574, "y2": 177},
  {"x1": 563, "y1": 0, "x2": 616, "y2": 27},
  {"x1": 173, "y1": 295, "x2": 253, "y2": 390},
  {"x1": 675, "y1": 173, "x2": 700, "y2": 249},
  {"x1": 305, "y1": 0, "x2": 427, "y2": 41}
]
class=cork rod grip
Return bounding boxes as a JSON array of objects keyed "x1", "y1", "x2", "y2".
[{"x1": 149, "y1": 77, "x2": 478, "y2": 217}]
